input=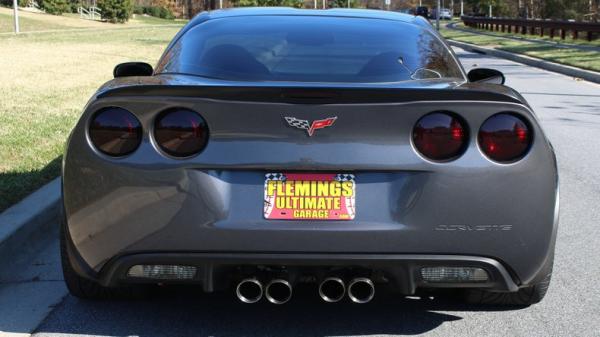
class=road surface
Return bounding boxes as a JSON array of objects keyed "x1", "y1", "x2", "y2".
[{"x1": 1, "y1": 48, "x2": 599, "y2": 337}]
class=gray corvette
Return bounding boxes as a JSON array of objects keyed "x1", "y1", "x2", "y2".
[{"x1": 61, "y1": 8, "x2": 558, "y2": 306}]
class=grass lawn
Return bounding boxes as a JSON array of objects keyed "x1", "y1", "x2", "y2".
[
  {"x1": 440, "y1": 22, "x2": 600, "y2": 73},
  {"x1": 0, "y1": 7, "x2": 182, "y2": 33},
  {"x1": 0, "y1": 11, "x2": 65, "y2": 32},
  {"x1": 446, "y1": 21, "x2": 600, "y2": 48},
  {"x1": 0, "y1": 10, "x2": 184, "y2": 212}
]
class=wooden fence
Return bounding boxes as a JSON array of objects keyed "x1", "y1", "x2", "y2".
[{"x1": 461, "y1": 16, "x2": 600, "y2": 41}]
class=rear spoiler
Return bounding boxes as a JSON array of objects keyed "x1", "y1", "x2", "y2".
[{"x1": 97, "y1": 85, "x2": 524, "y2": 105}]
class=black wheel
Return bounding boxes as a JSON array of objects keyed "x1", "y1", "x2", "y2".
[
  {"x1": 60, "y1": 220, "x2": 148, "y2": 300},
  {"x1": 465, "y1": 273, "x2": 552, "y2": 306}
]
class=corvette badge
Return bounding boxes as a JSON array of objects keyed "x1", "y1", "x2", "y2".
[{"x1": 284, "y1": 116, "x2": 337, "y2": 136}]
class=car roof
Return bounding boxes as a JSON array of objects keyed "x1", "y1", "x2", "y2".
[{"x1": 189, "y1": 7, "x2": 431, "y2": 28}]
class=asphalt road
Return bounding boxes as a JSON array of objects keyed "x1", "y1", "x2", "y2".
[{"x1": 2, "y1": 48, "x2": 599, "y2": 337}]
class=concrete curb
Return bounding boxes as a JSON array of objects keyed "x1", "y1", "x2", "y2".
[
  {"x1": 448, "y1": 40, "x2": 600, "y2": 84},
  {"x1": 0, "y1": 178, "x2": 60, "y2": 266}
]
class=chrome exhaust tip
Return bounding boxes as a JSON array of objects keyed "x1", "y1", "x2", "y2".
[
  {"x1": 347, "y1": 277, "x2": 375, "y2": 304},
  {"x1": 318, "y1": 277, "x2": 346, "y2": 303},
  {"x1": 265, "y1": 279, "x2": 293, "y2": 304},
  {"x1": 236, "y1": 278, "x2": 263, "y2": 304}
]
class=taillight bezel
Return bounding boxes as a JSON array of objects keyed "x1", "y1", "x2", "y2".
[
  {"x1": 477, "y1": 112, "x2": 534, "y2": 164},
  {"x1": 411, "y1": 111, "x2": 470, "y2": 163},
  {"x1": 152, "y1": 108, "x2": 210, "y2": 159},
  {"x1": 87, "y1": 106, "x2": 143, "y2": 158}
]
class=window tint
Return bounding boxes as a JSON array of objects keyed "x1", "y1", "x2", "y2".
[{"x1": 156, "y1": 16, "x2": 464, "y2": 83}]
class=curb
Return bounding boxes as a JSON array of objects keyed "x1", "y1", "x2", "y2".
[
  {"x1": 0, "y1": 178, "x2": 60, "y2": 266},
  {"x1": 448, "y1": 40, "x2": 600, "y2": 84}
]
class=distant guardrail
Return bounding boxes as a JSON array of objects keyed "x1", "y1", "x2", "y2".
[
  {"x1": 78, "y1": 6, "x2": 101, "y2": 21},
  {"x1": 461, "y1": 16, "x2": 600, "y2": 41}
]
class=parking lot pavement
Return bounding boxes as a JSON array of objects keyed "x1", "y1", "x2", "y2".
[{"x1": 1, "y1": 48, "x2": 599, "y2": 337}]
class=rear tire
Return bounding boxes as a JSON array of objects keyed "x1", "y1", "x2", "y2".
[
  {"x1": 465, "y1": 273, "x2": 552, "y2": 306},
  {"x1": 60, "y1": 220, "x2": 148, "y2": 300}
]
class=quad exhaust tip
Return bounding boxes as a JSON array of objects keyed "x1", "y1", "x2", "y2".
[
  {"x1": 265, "y1": 279, "x2": 293, "y2": 304},
  {"x1": 319, "y1": 277, "x2": 346, "y2": 303},
  {"x1": 237, "y1": 276, "x2": 371, "y2": 304},
  {"x1": 236, "y1": 278, "x2": 263, "y2": 304},
  {"x1": 347, "y1": 277, "x2": 375, "y2": 304}
]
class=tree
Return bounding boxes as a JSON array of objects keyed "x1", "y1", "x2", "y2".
[
  {"x1": 233, "y1": 0, "x2": 304, "y2": 7},
  {"x1": 328, "y1": 0, "x2": 356, "y2": 8},
  {"x1": 97, "y1": 0, "x2": 133, "y2": 23},
  {"x1": 39, "y1": 0, "x2": 70, "y2": 15},
  {"x1": 460, "y1": 0, "x2": 597, "y2": 20}
]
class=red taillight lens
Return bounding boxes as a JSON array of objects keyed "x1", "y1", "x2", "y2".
[
  {"x1": 478, "y1": 113, "x2": 531, "y2": 163},
  {"x1": 89, "y1": 107, "x2": 142, "y2": 156},
  {"x1": 413, "y1": 112, "x2": 468, "y2": 161},
  {"x1": 154, "y1": 108, "x2": 209, "y2": 157}
]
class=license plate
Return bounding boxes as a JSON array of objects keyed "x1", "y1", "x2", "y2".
[{"x1": 263, "y1": 173, "x2": 355, "y2": 220}]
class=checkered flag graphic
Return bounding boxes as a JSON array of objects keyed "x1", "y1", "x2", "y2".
[
  {"x1": 264, "y1": 173, "x2": 286, "y2": 218},
  {"x1": 335, "y1": 174, "x2": 355, "y2": 182},
  {"x1": 285, "y1": 117, "x2": 310, "y2": 131},
  {"x1": 265, "y1": 173, "x2": 286, "y2": 181},
  {"x1": 336, "y1": 174, "x2": 356, "y2": 218}
]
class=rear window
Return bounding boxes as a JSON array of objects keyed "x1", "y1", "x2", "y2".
[{"x1": 156, "y1": 15, "x2": 465, "y2": 83}]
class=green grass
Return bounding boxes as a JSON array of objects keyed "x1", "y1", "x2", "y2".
[
  {"x1": 0, "y1": 14, "x2": 183, "y2": 212},
  {"x1": 0, "y1": 7, "x2": 183, "y2": 33},
  {"x1": 129, "y1": 14, "x2": 187, "y2": 25},
  {"x1": 440, "y1": 23, "x2": 600, "y2": 73},
  {"x1": 0, "y1": 11, "x2": 66, "y2": 32}
]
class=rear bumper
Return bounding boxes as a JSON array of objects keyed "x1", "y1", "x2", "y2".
[
  {"x1": 63, "y1": 168, "x2": 558, "y2": 288},
  {"x1": 62, "y1": 221, "x2": 521, "y2": 294},
  {"x1": 97, "y1": 252, "x2": 519, "y2": 294}
]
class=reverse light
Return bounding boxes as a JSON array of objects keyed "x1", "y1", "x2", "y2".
[
  {"x1": 478, "y1": 113, "x2": 532, "y2": 163},
  {"x1": 89, "y1": 107, "x2": 142, "y2": 157},
  {"x1": 127, "y1": 265, "x2": 197, "y2": 280},
  {"x1": 421, "y1": 267, "x2": 489, "y2": 283},
  {"x1": 412, "y1": 112, "x2": 468, "y2": 162},
  {"x1": 154, "y1": 108, "x2": 209, "y2": 157}
]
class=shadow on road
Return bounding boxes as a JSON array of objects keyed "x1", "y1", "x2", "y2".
[{"x1": 33, "y1": 285, "x2": 524, "y2": 337}]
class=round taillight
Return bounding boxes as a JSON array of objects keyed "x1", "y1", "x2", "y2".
[
  {"x1": 154, "y1": 108, "x2": 209, "y2": 157},
  {"x1": 478, "y1": 113, "x2": 531, "y2": 163},
  {"x1": 412, "y1": 112, "x2": 468, "y2": 162},
  {"x1": 89, "y1": 107, "x2": 142, "y2": 157}
]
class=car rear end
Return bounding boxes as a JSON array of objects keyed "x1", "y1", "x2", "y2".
[
  {"x1": 440, "y1": 9, "x2": 453, "y2": 19},
  {"x1": 63, "y1": 84, "x2": 557, "y2": 297},
  {"x1": 61, "y1": 10, "x2": 558, "y2": 304}
]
